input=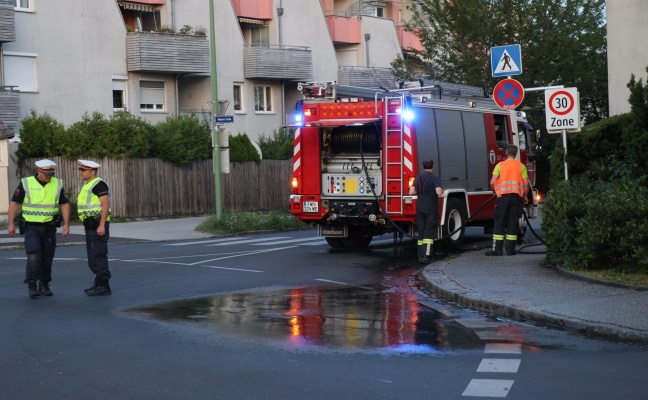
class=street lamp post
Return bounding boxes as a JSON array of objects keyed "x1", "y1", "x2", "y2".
[{"x1": 208, "y1": 0, "x2": 223, "y2": 220}]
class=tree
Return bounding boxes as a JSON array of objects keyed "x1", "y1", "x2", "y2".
[{"x1": 404, "y1": 0, "x2": 608, "y2": 125}]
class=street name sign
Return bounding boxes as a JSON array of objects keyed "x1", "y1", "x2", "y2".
[
  {"x1": 545, "y1": 88, "x2": 581, "y2": 133},
  {"x1": 215, "y1": 115, "x2": 234, "y2": 124},
  {"x1": 493, "y1": 78, "x2": 524, "y2": 110},
  {"x1": 491, "y1": 44, "x2": 522, "y2": 77}
]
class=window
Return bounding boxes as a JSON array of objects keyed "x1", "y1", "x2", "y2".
[
  {"x1": 250, "y1": 26, "x2": 269, "y2": 46},
  {"x1": 493, "y1": 114, "x2": 510, "y2": 149},
  {"x1": 14, "y1": 0, "x2": 31, "y2": 11},
  {"x1": 113, "y1": 79, "x2": 127, "y2": 111},
  {"x1": 3, "y1": 52, "x2": 37, "y2": 92},
  {"x1": 233, "y1": 84, "x2": 243, "y2": 112},
  {"x1": 140, "y1": 81, "x2": 165, "y2": 111},
  {"x1": 254, "y1": 85, "x2": 272, "y2": 112}
]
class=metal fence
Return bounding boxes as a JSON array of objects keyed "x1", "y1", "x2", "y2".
[{"x1": 19, "y1": 158, "x2": 292, "y2": 218}]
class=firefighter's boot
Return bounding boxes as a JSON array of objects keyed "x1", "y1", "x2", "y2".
[
  {"x1": 27, "y1": 280, "x2": 40, "y2": 299},
  {"x1": 39, "y1": 281, "x2": 53, "y2": 296},
  {"x1": 86, "y1": 279, "x2": 111, "y2": 296},
  {"x1": 485, "y1": 240, "x2": 504, "y2": 256},
  {"x1": 417, "y1": 244, "x2": 427, "y2": 264},
  {"x1": 505, "y1": 239, "x2": 517, "y2": 256},
  {"x1": 84, "y1": 277, "x2": 98, "y2": 294}
]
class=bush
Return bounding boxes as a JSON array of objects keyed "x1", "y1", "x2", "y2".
[
  {"x1": 151, "y1": 115, "x2": 212, "y2": 166},
  {"x1": 15, "y1": 110, "x2": 66, "y2": 167},
  {"x1": 229, "y1": 133, "x2": 260, "y2": 163},
  {"x1": 258, "y1": 127, "x2": 294, "y2": 160},
  {"x1": 543, "y1": 176, "x2": 648, "y2": 272}
]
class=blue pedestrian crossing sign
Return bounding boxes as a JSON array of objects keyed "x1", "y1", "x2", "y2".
[{"x1": 491, "y1": 44, "x2": 522, "y2": 77}]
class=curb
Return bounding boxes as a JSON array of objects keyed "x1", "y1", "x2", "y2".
[
  {"x1": 553, "y1": 265, "x2": 648, "y2": 292},
  {"x1": 420, "y1": 263, "x2": 648, "y2": 345}
]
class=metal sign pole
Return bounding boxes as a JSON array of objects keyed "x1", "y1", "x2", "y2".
[
  {"x1": 209, "y1": 0, "x2": 223, "y2": 220},
  {"x1": 562, "y1": 129, "x2": 568, "y2": 181}
]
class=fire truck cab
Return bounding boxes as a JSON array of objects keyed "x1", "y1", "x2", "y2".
[{"x1": 289, "y1": 81, "x2": 538, "y2": 249}]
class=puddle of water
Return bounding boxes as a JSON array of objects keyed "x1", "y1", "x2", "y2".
[{"x1": 123, "y1": 285, "x2": 483, "y2": 353}]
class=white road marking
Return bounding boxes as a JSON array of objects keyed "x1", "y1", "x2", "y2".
[
  {"x1": 0, "y1": 238, "x2": 24, "y2": 244},
  {"x1": 252, "y1": 237, "x2": 325, "y2": 245},
  {"x1": 207, "y1": 238, "x2": 293, "y2": 246},
  {"x1": 164, "y1": 237, "x2": 290, "y2": 246},
  {"x1": 484, "y1": 343, "x2": 522, "y2": 354},
  {"x1": 476, "y1": 359, "x2": 521, "y2": 373},
  {"x1": 5, "y1": 257, "x2": 81, "y2": 261},
  {"x1": 315, "y1": 279, "x2": 373, "y2": 290},
  {"x1": 115, "y1": 247, "x2": 296, "y2": 266},
  {"x1": 462, "y1": 379, "x2": 514, "y2": 398},
  {"x1": 200, "y1": 265, "x2": 264, "y2": 273}
]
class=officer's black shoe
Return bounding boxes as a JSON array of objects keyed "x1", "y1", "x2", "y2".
[
  {"x1": 84, "y1": 278, "x2": 98, "y2": 294},
  {"x1": 485, "y1": 250, "x2": 503, "y2": 256},
  {"x1": 506, "y1": 250, "x2": 517, "y2": 256},
  {"x1": 39, "y1": 281, "x2": 53, "y2": 296},
  {"x1": 86, "y1": 280, "x2": 111, "y2": 296},
  {"x1": 418, "y1": 256, "x2": 433, "y2": 264},
  {"x1": 27, "y1": 280, "x2": 40, "y2": 299}
]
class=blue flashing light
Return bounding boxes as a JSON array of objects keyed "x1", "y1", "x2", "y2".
[{"x1": 403, "y1": 109, "x2": 415, "y2": 122}]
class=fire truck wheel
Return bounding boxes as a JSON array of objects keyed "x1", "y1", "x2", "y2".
[
  {"x1": 517, "y1": 209, "x2": 529, "y2": 244},
  {"x1": 443, "y1": 198, "x2": 467, "y2": 248},
  {"x1": 325, "y1": 237, "x2": 346, "y2": 248},
  {"x1": 342, "y1": 227, "x2": 373, "y2": 248}
]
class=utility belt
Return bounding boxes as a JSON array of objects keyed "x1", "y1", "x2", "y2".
[
  {"x1": 18, "y1": 213, "x2": 62, "y2": 235},
  {"x1": 83, "y1": 215, "x2": 102, "y2": 230}
]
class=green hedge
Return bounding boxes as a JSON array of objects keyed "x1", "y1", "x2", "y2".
[
  {"x1": 15, "y1": 110, "x2": 262, "y2": 167},
  {"x1": 543, "y1": 176, "x2": 648, "y2": 272}
]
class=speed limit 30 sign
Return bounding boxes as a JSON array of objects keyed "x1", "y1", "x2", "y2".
[{"x1": 545, "y1": 87, "x2": 580, "y2": 132}]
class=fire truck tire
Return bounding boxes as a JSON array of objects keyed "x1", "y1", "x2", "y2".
[
  {"x1": 517, "y1": 209, "x2": 529, "y2": 244},
  {"x1": 325, "y1": 237, "x2": 346, "y2": 248},
  {"x1": 443, "y1": 198, "x2": 467, "y2": 248},
  {"x1": 342, "y1": 227, "x2": 373, "y2": 248}
]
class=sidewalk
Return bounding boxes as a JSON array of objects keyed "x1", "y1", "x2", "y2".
[{"x1": 420, "y1": 247, "x2": 648, "y2": 344}]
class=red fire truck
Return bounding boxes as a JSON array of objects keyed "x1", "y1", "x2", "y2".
[{"x1": 289, "y1": 81, "x2": 539, "y2": 249}]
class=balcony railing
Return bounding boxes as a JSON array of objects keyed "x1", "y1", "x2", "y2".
[
  {"x1": 0, "y1": 86, "x2": 21, "y2": 131},
  {"x1": 324, "y1": 11, "x2": 361, "y2": 44},
  {"x1": 0, "y1": 2, "x2": 16, "y2": 43},
  {"x1": 396, "y1": 25, "x2": 424, "y2": 52},
  {"x1": 338, "y1": 67, "x2": 396, "y2": 89},
  {"x1": 244, "y1": 44, "x2": 312, "y2": 81},
  {"x1": 126, "y1": 32, "x2": 210, "y2": 74},
  {"x1": 232, "y1": 0, "x2": 273, "y2": 20}
]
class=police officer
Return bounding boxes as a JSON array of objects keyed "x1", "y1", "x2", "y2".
[
  {"x1": 486, "y1": 144, "x2": 530, "y2": 256},
  {"x1": 77, "y1": 160, "x2": 112, "y2": 296},
  {"x1": 409, "y1": 159, "x2": 444, "y2": 264},
  {"x1": 7, "y1": 159, "x2": 70, "y2": 298}
]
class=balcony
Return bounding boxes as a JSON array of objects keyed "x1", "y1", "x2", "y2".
[
  {"x1": 396, "y1": 25, "x2": 423, "y2": 52},
  {"x1": 0, "y1": 86, "x2": 20, "y2": 131},
  {"x1": 244, "y1": 45, "x2": 312, "y2": 81},
  {"x1": 0, "y1": 2, "x2": 15, "y2": 43},
  {"x1": 232, "y1": 0, "x2": 273, "y2": 20},
  {"x1": 325, "y1": 11, "x2": 361, "y2": 44},
  {"x1": 338, "y1": 67, "x2": 396, "y2": 89},
  {"x1": 126, "y1": 32, "x2": 210, "y2": 74}
]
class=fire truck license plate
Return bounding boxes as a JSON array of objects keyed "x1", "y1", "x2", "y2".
[{"x1": 303, "y1": 201, "x2": 318, "y2": 213}]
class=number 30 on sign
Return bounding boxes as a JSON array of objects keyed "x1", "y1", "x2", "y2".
[{"x1": 545, "y1": 87, "x2": 581, "y2": 133}]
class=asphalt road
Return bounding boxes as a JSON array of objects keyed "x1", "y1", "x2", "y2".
[{"x1": 1, "y1": 230, "x2": 647, "y2": 400}]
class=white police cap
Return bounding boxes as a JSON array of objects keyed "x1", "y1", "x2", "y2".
[
  {"x1": 35, "y1": 159, "x2": 57, "y2": 170},
  {"x1": 78, "y1": 159, "x2": 101, "y2": 169}
]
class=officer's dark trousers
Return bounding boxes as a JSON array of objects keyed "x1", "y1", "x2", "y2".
[
  {"x1": 85, "y1": 222, "x2": 111, "y2": 281},
  {"x1": 493, "y1": 194, "x2": 523, "y2": 237},
  {"x1": 24, "y1": 223, "x2": 56, "y2": 283}
]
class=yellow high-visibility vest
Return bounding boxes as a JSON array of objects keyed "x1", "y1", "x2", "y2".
[
  {"x1": 77, "y1": 177, "x2": 111, "y2": 221},
  {"x1": 21, "y1": 176, "x2": 62, "y2": 223}
]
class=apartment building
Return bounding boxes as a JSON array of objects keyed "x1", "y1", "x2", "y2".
[
  {"x1": 0, "y1": 0, "x2": 423, "y2": 221},
  {"x1": 1, "y1": 0, "x2": 422, "y2": 140},
  {"x1": 606, "y1": 0, "x2": 647, "y2": 116}
]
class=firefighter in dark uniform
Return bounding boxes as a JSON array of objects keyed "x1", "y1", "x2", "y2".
[
  {"x1": 77, "y1": 159, "x2": 112, "y2": 296},
  {"x1": 486, "y1": 144, "x2": 530, "y2": 256},
  {"x1": 409, "y1": 159, "x2": 444, "y2": 264},
  {"x1": 7, "y1": 159, "x2": 70, "y2": 298}
]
